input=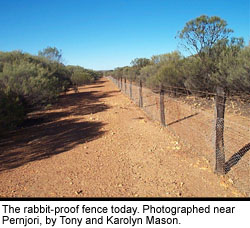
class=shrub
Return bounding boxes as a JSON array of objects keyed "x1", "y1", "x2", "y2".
[{"x1": 0, "y1": 91, "x2": 26, "y2": 131}]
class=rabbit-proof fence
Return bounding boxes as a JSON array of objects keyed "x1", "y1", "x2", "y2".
[{"x1": 108, "y1": 76, "x2": 250, "y2": 196}]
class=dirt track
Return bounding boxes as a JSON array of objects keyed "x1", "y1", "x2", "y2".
[{"x1": 0, "y1": 78, "x2": 246, "y2": 197}]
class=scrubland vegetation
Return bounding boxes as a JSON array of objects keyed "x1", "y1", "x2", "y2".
[
  {"x1": 0, "y1": 47, "x2": 101, "y2": 132},
  {"x1": 109, "y1": 15, "x2": 250, "y2": 97},
  {"x1": 1, "y1": 15, "x2": 249, "y2": 133}
]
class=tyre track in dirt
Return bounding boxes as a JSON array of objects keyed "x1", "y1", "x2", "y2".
[{"x1": 0, "y1": 78, "x2": 245, "y2": 197}]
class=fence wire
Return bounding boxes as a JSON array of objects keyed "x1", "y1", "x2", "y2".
[{"x1": 108, "y1": 76, "x2": 250, "y2": 196}]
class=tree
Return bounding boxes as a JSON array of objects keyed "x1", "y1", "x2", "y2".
[
  {"x1": 181, "y1": 55, "x2": 212, "y2": 93},
  {"x1": 127, "y1": 67, "x2": 137, "y2": 82},
  {"x1": 178, "y1": 15, "x2": 245, "y2": 91},
  {"x1": 122, "y1": 67, "x2": 130, "y2": 79},
  {"x1": 209, "y1": 37, "x2": 244, "y2": 89},
  {"x1": 130, "y1": 58, "x2": 151, "y2": 69},
  {"x1": 178, "y1": 15, "x2": 233, "y2": 59},
  {"x1": 151, "y1": 53, "x2": 177, "y2": 65},
  {"x1": 130, "y1": 58, "x2": 151, "y2": 91},
  {"x1": 38, "y1": 46, "x2": 63, "y2": 63},
  {"x1": 140, "y1": 64, "x2": 159, "y2": 84},
  {"x1": 178, "y1": 15, "x2": 243, "y2": 174},
  {"x1": 147, "y1": 51, "x2": 184, "y2": 91},
  {"x1": 228, "y1": 44, "x2": 250, "y2": 93}
]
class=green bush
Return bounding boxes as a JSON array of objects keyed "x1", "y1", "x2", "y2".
[
  {"x1": 0, "y1": 49, "x2": 101, "y2": 131},
  {"x1": 0, "y1": 52, "x2": 69, "y2": 106},
  {"x1": 0, "y1": 91, "x2": 26, "y2": 131},
  {"x1": 71, "y1": 71, "x2": 94, "y2": 86},
  {"x1": 67, "y1": 65, "x2": 98, "y2": 91},
  {"x1": 0, "y1": 50, "x2": 71, "y2": 130}
]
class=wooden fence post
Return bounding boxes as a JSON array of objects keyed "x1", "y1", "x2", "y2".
[
  {"x1": 214, "y1": 86, "x2": 226, "y2": 174},
  {"x1": 130, "y1": 80, "x2": 132, "y2": 99},
  {"x1": 124, "y1": 78, "x2": 127, "y2": 93},
  {"x1": 160, "y1": 86, "x2": 166, "y2": 126},
  {"x1": 139, "y1": 80, "x2": 143, "y2": 108},
  {"x1": 120, "y1": 77, "x2": 123, "y2": 91}
]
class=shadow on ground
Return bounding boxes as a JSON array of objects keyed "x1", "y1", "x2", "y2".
[
  {"x1": 0, "y1": 80, "x2": 114, "y2": 172},
  {"x1": 166, "y1": 113, "x2": 199, "y2": 126},
  {"x1": 225, "y1": 143, "x2": 250, "y2": 173}
]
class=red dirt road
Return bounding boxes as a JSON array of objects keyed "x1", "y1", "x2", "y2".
[{"x1": 0, "y1": 78, "x2": 246, "y2": 197}]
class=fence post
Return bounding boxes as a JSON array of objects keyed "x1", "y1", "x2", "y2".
[
  {"x1": 214, "y1": 86, "x2": 226, "y2": 175},
  {"x1": 130, "y1": 80, "x2": 132, "y2": 99},
  {"x1": 120, "y1": 77, "x2": 123, "y2": 91},
  {"x1": 160, "y1": 85, "x2": 166, "y2": 126},
  {"x1": 124, "y1": 77, "x2": 127, "y2": 93},
  {"x1": 139, "y1": 79, "x2": 143, "y2": 108}
]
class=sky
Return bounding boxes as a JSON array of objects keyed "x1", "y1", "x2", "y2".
[{"x1": 0, "y1": 0, "x2": 249, "y2": 70}]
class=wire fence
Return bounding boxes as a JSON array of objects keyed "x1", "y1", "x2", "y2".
[{"x1": 108, "y1": 76, "x2": 250, "y2": 196}]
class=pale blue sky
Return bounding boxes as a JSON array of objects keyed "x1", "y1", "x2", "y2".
[{"x1": 0, "y1": 0, "x2": 249, "y2": 70}]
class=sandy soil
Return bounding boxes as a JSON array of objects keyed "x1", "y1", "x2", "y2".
[{"x1": 0, "y1": 78, "x2": 246, "y2": 197}]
